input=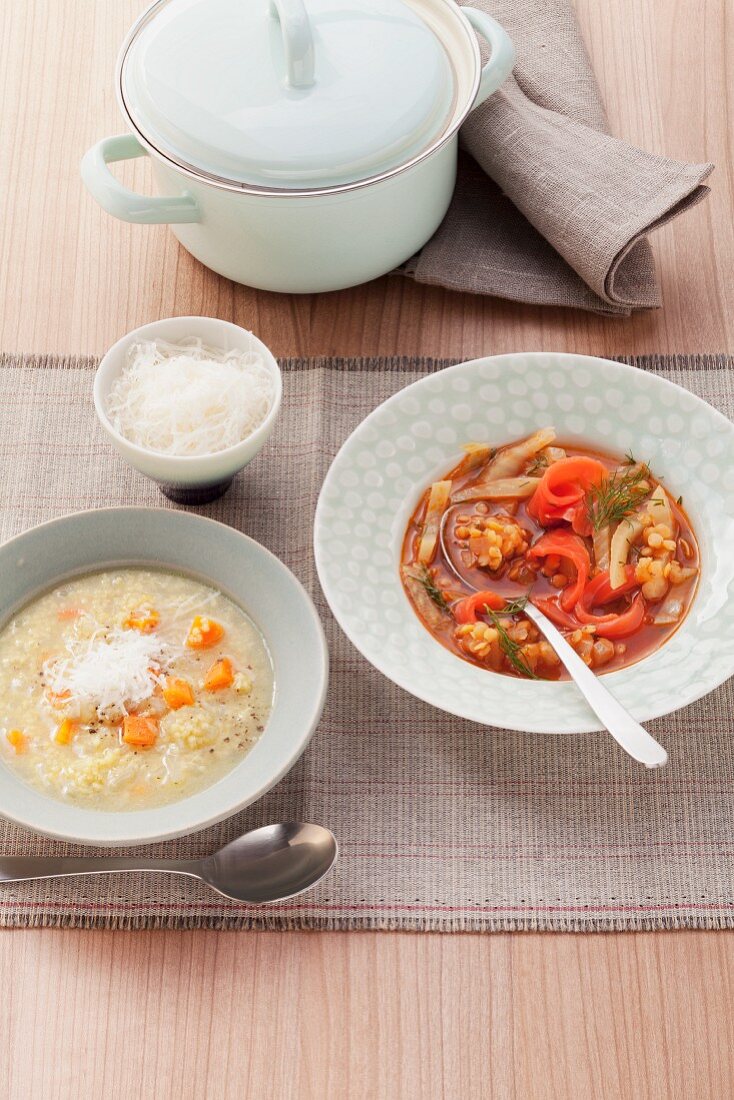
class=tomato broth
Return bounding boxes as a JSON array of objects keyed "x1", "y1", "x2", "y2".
[{"x1": 401, "y1": 432, "x2": 699, "y2": 681}]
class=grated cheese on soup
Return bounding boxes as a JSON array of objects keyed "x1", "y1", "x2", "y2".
[{"x1": 42, "y1": 622, "x2": 178, "y2": 720}]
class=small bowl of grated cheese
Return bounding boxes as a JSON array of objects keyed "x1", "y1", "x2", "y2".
[{"x1": 94, "y1": 316, "x2": 282, "y2": 503}]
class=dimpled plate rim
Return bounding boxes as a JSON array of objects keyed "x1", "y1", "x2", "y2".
[{"x1": 314, "y1": 352, "x2": 734, "y2": 734}]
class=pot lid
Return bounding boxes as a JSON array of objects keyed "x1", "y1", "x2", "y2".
[{"x1": 120, "y1": 0, "x2": 455, "y2": 189}]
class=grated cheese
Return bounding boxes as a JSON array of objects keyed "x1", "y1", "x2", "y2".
[
  {"x1": 42, "y1": 623, "x2": 179, "y2": 720},
  {"x1": 106, "y1": 337, "x2": 275, "y2": 456}
]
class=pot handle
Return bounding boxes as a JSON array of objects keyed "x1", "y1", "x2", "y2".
[
  {"x1": 269, "y1": 0, "x2": 315, "y2": 89},
  {"x1": 80, "y1": 135, "x2": 201, "y2": 225},
  {"x1": 461, "y1": 9, "x2": 515, "y2": 107}
]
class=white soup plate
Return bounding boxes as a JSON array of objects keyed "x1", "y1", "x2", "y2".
[{"x1": 314, "y1": 352, "x2": 734, "y2": 734}]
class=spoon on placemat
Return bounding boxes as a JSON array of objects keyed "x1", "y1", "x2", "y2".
[{"x1": 0, "y1": 823, "x2": 338, "y2": 904}]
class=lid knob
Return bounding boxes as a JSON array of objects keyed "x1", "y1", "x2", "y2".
[{"x1": 269, "y1": 0, "x2": 315, "y2": 89}]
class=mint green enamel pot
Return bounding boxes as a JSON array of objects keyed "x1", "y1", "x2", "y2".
[{"x1": 81, "y1": 0, "x2": 514, "y2": 294}]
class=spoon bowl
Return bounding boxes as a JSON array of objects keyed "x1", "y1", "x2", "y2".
[{"x1": 201, "y1": 822, "x2": 339, "y2": 903}]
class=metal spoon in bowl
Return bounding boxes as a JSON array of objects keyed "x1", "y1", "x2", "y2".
[
  {"x1": 439, "y1": 511, "x2": 668, "y2": 769},
  {"x1": 0, "y1": 822, "x2": 338, "y2": 904},
  {"x1": 523, "y1": 601, "x2": 668, "y2": 768}
]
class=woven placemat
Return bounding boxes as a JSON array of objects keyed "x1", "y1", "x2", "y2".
[{"x1": 0, "y1": 352, "x2": 733, "y2": 931}]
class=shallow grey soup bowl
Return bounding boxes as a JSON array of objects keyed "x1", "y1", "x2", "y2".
[{"x1": 0, "y1": 508, "x2": 328, "y2": 846}]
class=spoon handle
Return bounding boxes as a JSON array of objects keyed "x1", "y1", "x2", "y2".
[
  {"x1": 0, "y1": 856, "x2": 202, "y2": 884},
  {"x1": 525, "y1": 603, "x2": 668, "y2": 769}
]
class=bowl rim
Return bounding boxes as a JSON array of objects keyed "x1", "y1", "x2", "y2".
[
  {"x1": 0, "y1": 506, "x2": 328, "y2": 845},
  {"x1": 314, "y1": 351, "x2": 734, "y2": 734},
  {"x1": 93, "y1": 316, "x2": 283, "y2": 468}
]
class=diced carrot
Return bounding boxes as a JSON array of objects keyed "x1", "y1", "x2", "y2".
[
  {"x1": 54, "y1": 718, "x2": 78, "y2": 745},
  {"x1": 203, "y1": 657, "x2": 234, "y2": 692},
  {"x1": 57, "y1": 607, "x2": 83, "y2": 621},
  {"x1": 124, "y1": 606, "x2": 160, "y2": 633},
  {"x1": 186, "y1": 616, "x2": 225, "y2": 649},
  {"x1": 162, "y1": 677, "x2": 195, "y2": 710},
  {"x1": 6, "y1": 729, "x2": 27, "y2": 753},
  {"x1": 122, "y1": 715, "x2": 159, "y2": 747}
]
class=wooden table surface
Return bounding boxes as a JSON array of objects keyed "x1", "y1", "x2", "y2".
[{"x1": 1, "y1": 1, "x2": 733, "y2": 1096}]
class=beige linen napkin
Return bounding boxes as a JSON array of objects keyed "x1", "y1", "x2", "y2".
[{"x1": 407, "y1": 0, "x2": 713, "y2": 314}]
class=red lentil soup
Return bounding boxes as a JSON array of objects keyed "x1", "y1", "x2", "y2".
[{"x1": 401, "y1": 428, "x2": 699, "y2": 681}]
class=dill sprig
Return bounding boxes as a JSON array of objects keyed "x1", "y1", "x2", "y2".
[
  {"x1": 623, "y1": 449, "x2": 637, "y2": 466},
  {"x1": 484, "y1": 606, "x2": 539, "y2": 679},
  {"x1": 500, "y1": 593, "x2": 530, "y2": 616},
  {"x1": 410, "y1": 565, "x2": 450, "y2": 613},
  {"x1": 526, "y1": 453, "x2": 549, "y2": 477},
  {"x1": 481, "y1": 592, "x2": 537, "y2": 679},
  {"x1": 585, "y1": 463, "x2": 651, "y2": 531}
]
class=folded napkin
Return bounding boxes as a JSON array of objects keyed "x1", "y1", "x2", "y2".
[{"x1": 407, "y1": 0, "x2": 713, "y2": 314}]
